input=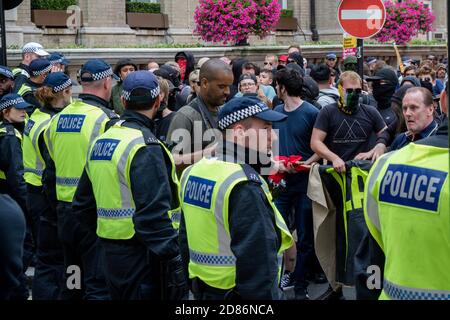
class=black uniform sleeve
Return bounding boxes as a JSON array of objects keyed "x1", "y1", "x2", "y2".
[
  {"x1": 130, "y1": 145, "x2": 179, "y2": 260},
  {"x1": 72, "y1": 169, "x2": 98, "y2": 236},
  {"x1": 0, "y1": 135, "x2": 28, "y2": 215},
  {"x1": 228, "y1": 181, "x2": 283, "y2": 300},
  {"x1": 178, "y1": 211, "x2": 190, "y2": 284},
  {"x1": 0, "y1": 194, "x2": 26, "y2": 299},
  {"x1": 40, "y1": 134, "x2": 58, "y2": 211}
]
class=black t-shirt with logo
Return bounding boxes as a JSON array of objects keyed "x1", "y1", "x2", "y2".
[{"x1": 314, "y1": 103, "x2": 386, "y2": 161}]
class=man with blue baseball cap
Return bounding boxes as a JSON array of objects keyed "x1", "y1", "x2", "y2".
[
  {"x1": 0, "y1": 66, "x2": 15, "y2": 99},
  {"x1": 42, "y1": 58, "x2": 119, "y2": 300},
  {"x1": 178, "y1": 96, "x2": 294, "y2": 300},
  {"x1": 17, "y1": 58, "x2": 52, "y2": 115},
  {"x1": 72, "y1": 71, "x2": 187, "y2": 300},
  {"x1": 326, "y1": 52, "x2": 341, "y2": 82}
]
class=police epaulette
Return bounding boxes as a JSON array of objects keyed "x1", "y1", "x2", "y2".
[
  {"x1": 107, "y1": 109, "x2": 120, "y2": 119},
  {"x1": 140, "y1": 127, "x2": 159, "y2": 145},
  {"x1": 240, "y1": 164, "x2": 262, "y2": 185},
  {"x1": 5, "y1": 125, "x2": 16, "y2": 136}
]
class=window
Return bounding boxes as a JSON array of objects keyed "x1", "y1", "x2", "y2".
[{"x1": 278, "y1": 0, "x2": 288, "y2": 10}]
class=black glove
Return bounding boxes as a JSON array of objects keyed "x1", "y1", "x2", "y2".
[{"x1": 160, "y1": 255, "x2": 188, "y2": 300}]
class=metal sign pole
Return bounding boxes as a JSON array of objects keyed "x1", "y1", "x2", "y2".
[
  {"x1": 0, "y1": 0, "x2": 6, "y2": 66},
  {"x1": 357, "y1": 38, "x2": 364, "y2": 79}
]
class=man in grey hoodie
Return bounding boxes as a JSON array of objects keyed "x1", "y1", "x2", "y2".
[{"x1": 310, "y1": 64, "x2": 340, "y2": 109}]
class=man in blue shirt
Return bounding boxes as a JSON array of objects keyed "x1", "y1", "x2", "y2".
[
  {"x1": 272, "y1": 68, "x2": 320, "y2": 300},
  {"x1": 390, "y1": 87, "x2": 439, "y2": 151}
]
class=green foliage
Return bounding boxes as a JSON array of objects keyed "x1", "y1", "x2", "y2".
[
  {"x1": 126, "y1": 1, "x2": 161, "y2": 13},
  {"x1": 280, "y1": 9, "x2": 293, "y2": 18},
  {"x1": 31, "y1": 0, "x2": 77, "y2": 10}
]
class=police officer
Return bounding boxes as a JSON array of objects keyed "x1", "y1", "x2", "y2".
[
  {"x1": 13, "y1": 42, "x2": 49, "y2": 93},
  {"x1": 43, "y1": 59, "x2": 119, "y2": 300},
  {"x1": 48, "y1": 52, "x2": 70, "y2": 74},
  {"x1": 179, "y1": 96, "x2": 294, "y2": 300},
  {"x1": 0, "y1": 66, "x2": 15, "y2": 99},
  {"x1": 72, "y1": 71, "x2": 186, "y2": 300},
  {"x1": 17, "y1": 58, "x2": 52, "y2": 116},
  {"x1": 0, "y1": 93, "x2": 31, "y2": 300},
  {"x1": 23, "y1": 72, "x2": 72, "y2": 299},
  {"x1": 362, "y1": 104, "x2": 449, "y2": 300}
]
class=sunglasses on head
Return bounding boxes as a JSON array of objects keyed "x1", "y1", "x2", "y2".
[{"x1": 345, "y1": 88, "x2": 362, "y2": 94}]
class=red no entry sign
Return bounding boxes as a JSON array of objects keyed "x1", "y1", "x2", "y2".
[{"x1": 338, "y1": 0, "x2": 386, "y2": 39}]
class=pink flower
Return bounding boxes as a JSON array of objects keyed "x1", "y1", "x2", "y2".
[
  {"x1": 374, "y1": 0, "x2": 434, "y2": 44},
  {"x1": 194, "y1": 0, "x2": 281, "y2": 44}
]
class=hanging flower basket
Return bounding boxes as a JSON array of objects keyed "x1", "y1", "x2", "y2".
[{"x1": 194, "y1": 0, "x2": 281, "y2": 45}]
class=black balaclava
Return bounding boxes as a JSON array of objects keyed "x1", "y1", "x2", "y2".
[{"x1": 372, "y1": 80, "x2": 396, "y2": 109}]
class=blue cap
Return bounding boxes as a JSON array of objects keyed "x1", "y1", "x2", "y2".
[
  {"x1": 43, "y1": 72, "x2": 72, "y2": 93},
  {"x1": 29, "y1": 58, "x2": 52, "y2": 77},
  {"x1": 79, "y1": 59, "x2": 119, "y2": 82},
  {"x1": 0, "y1": 66, "x2": 14, "y2": 80},
  {"x1": 0, "y1": 93, "x2": 32, "y2": 111},
  {"x1": 122, "y1": 70, "x2": 160, "y2": 103},
  {"x1": 367, "y1": 56, "x2": 377, "y2": 65},
  {"x1": 48, "y1": 52, "x2": 70, "y2": 66},
  {"x1": 326, "y1": 53, "x2": 337, "y2": 60},
  {"x1": 218, "y1": 96, "x2": 287, "y2": 130}
]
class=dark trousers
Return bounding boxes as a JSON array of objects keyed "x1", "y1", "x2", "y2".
[
  {"x1": 275, "y1": 188, "x2": 315, "y2": 288},
  {"x1": 100, "y1": 240, "x2": 161, "y2": 300},
  {"x1": 32, "y1": 212, "x2": 65, "y2": 300},
  {"x1": 57, "y1": 201, "x2": 109, "y2": 300},
  {"x1": 9, "y1": 186, "x2": 45, "y2": 300}
]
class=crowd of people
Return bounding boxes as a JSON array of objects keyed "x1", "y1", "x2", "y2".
[{"x1": 0, "y1": 41, "x2": 448, "y2": 300}]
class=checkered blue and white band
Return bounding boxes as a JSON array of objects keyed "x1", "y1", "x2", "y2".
[
  {"x1": 52, "y1": 79, "x2": 72, "y2": 93},
  {"x1": 218, "y1": 104, "x2": 265, "y2": 130},
  {"x1": 0, "y1": 68, "x2": 14, "y2": 79},
  {"x1": 50, "y1": 59, "x2": 64, "y2": 65},
  {"x1": 0, "y1": 97, "x2": 26, "y2": 111},
  {"x1": 90, "y1": 68, "x2": 114, "y2": 81},
  {"x1": 31, "y1": 64, "x2": 52, "y2": 77},
  {"x1": 122, "y1": 86, "x2": 160, "y2": 101}
]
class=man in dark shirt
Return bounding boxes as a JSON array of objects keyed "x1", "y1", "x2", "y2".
[
  {"x1": 167, "y1": 59, "x2": 233, "y2": 173},
  {"x1": 272, "y1": 68, "x2": 320, "y2": 300},
  {"x1": 311, "y1": 71, "x2": 387, "y2": 173},
  {"x1": 390, "y1": 87, "x2": 439, "y2": 151}
]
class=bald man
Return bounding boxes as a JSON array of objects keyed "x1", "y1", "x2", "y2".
[{"x1": 166, "y1": 59, "x2": 234, "y2": 173}]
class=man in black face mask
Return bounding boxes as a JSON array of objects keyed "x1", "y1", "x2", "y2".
[
  {"x1": 312, "y1": 71, "x2": 388, "y2": 173},
  {"x1": 366, "y1": 68, "x2": 399, "y2": 144}
]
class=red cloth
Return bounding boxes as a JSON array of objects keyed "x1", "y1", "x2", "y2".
[{"x1": 268, "y1": 155, "x2": 309, "y2": 185}]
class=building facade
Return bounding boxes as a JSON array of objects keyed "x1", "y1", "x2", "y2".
[{"x1": 5, "y1": 0, "x2": 448, "y2": 48}]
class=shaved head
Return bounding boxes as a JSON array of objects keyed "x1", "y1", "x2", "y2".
[
  {"x1": 198, "y1": 59, "x2": 233, "y2": 109},
  {"x1": 200, "y1": 59, "x2": 233, "y2": 82}
]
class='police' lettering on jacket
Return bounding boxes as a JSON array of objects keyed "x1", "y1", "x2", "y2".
[
  {"x1": 379, "y1": 164, "x2": 448, "y2": 212},
  {"x1": 56, "y1": 114, "x2": 86, "y2": 133},
  {"x1": 184, "y1": 176, "x2": 216, "y2": 209},
  {"x1": 90, "y1": 138, "x2": 120, "y2": 161}
]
